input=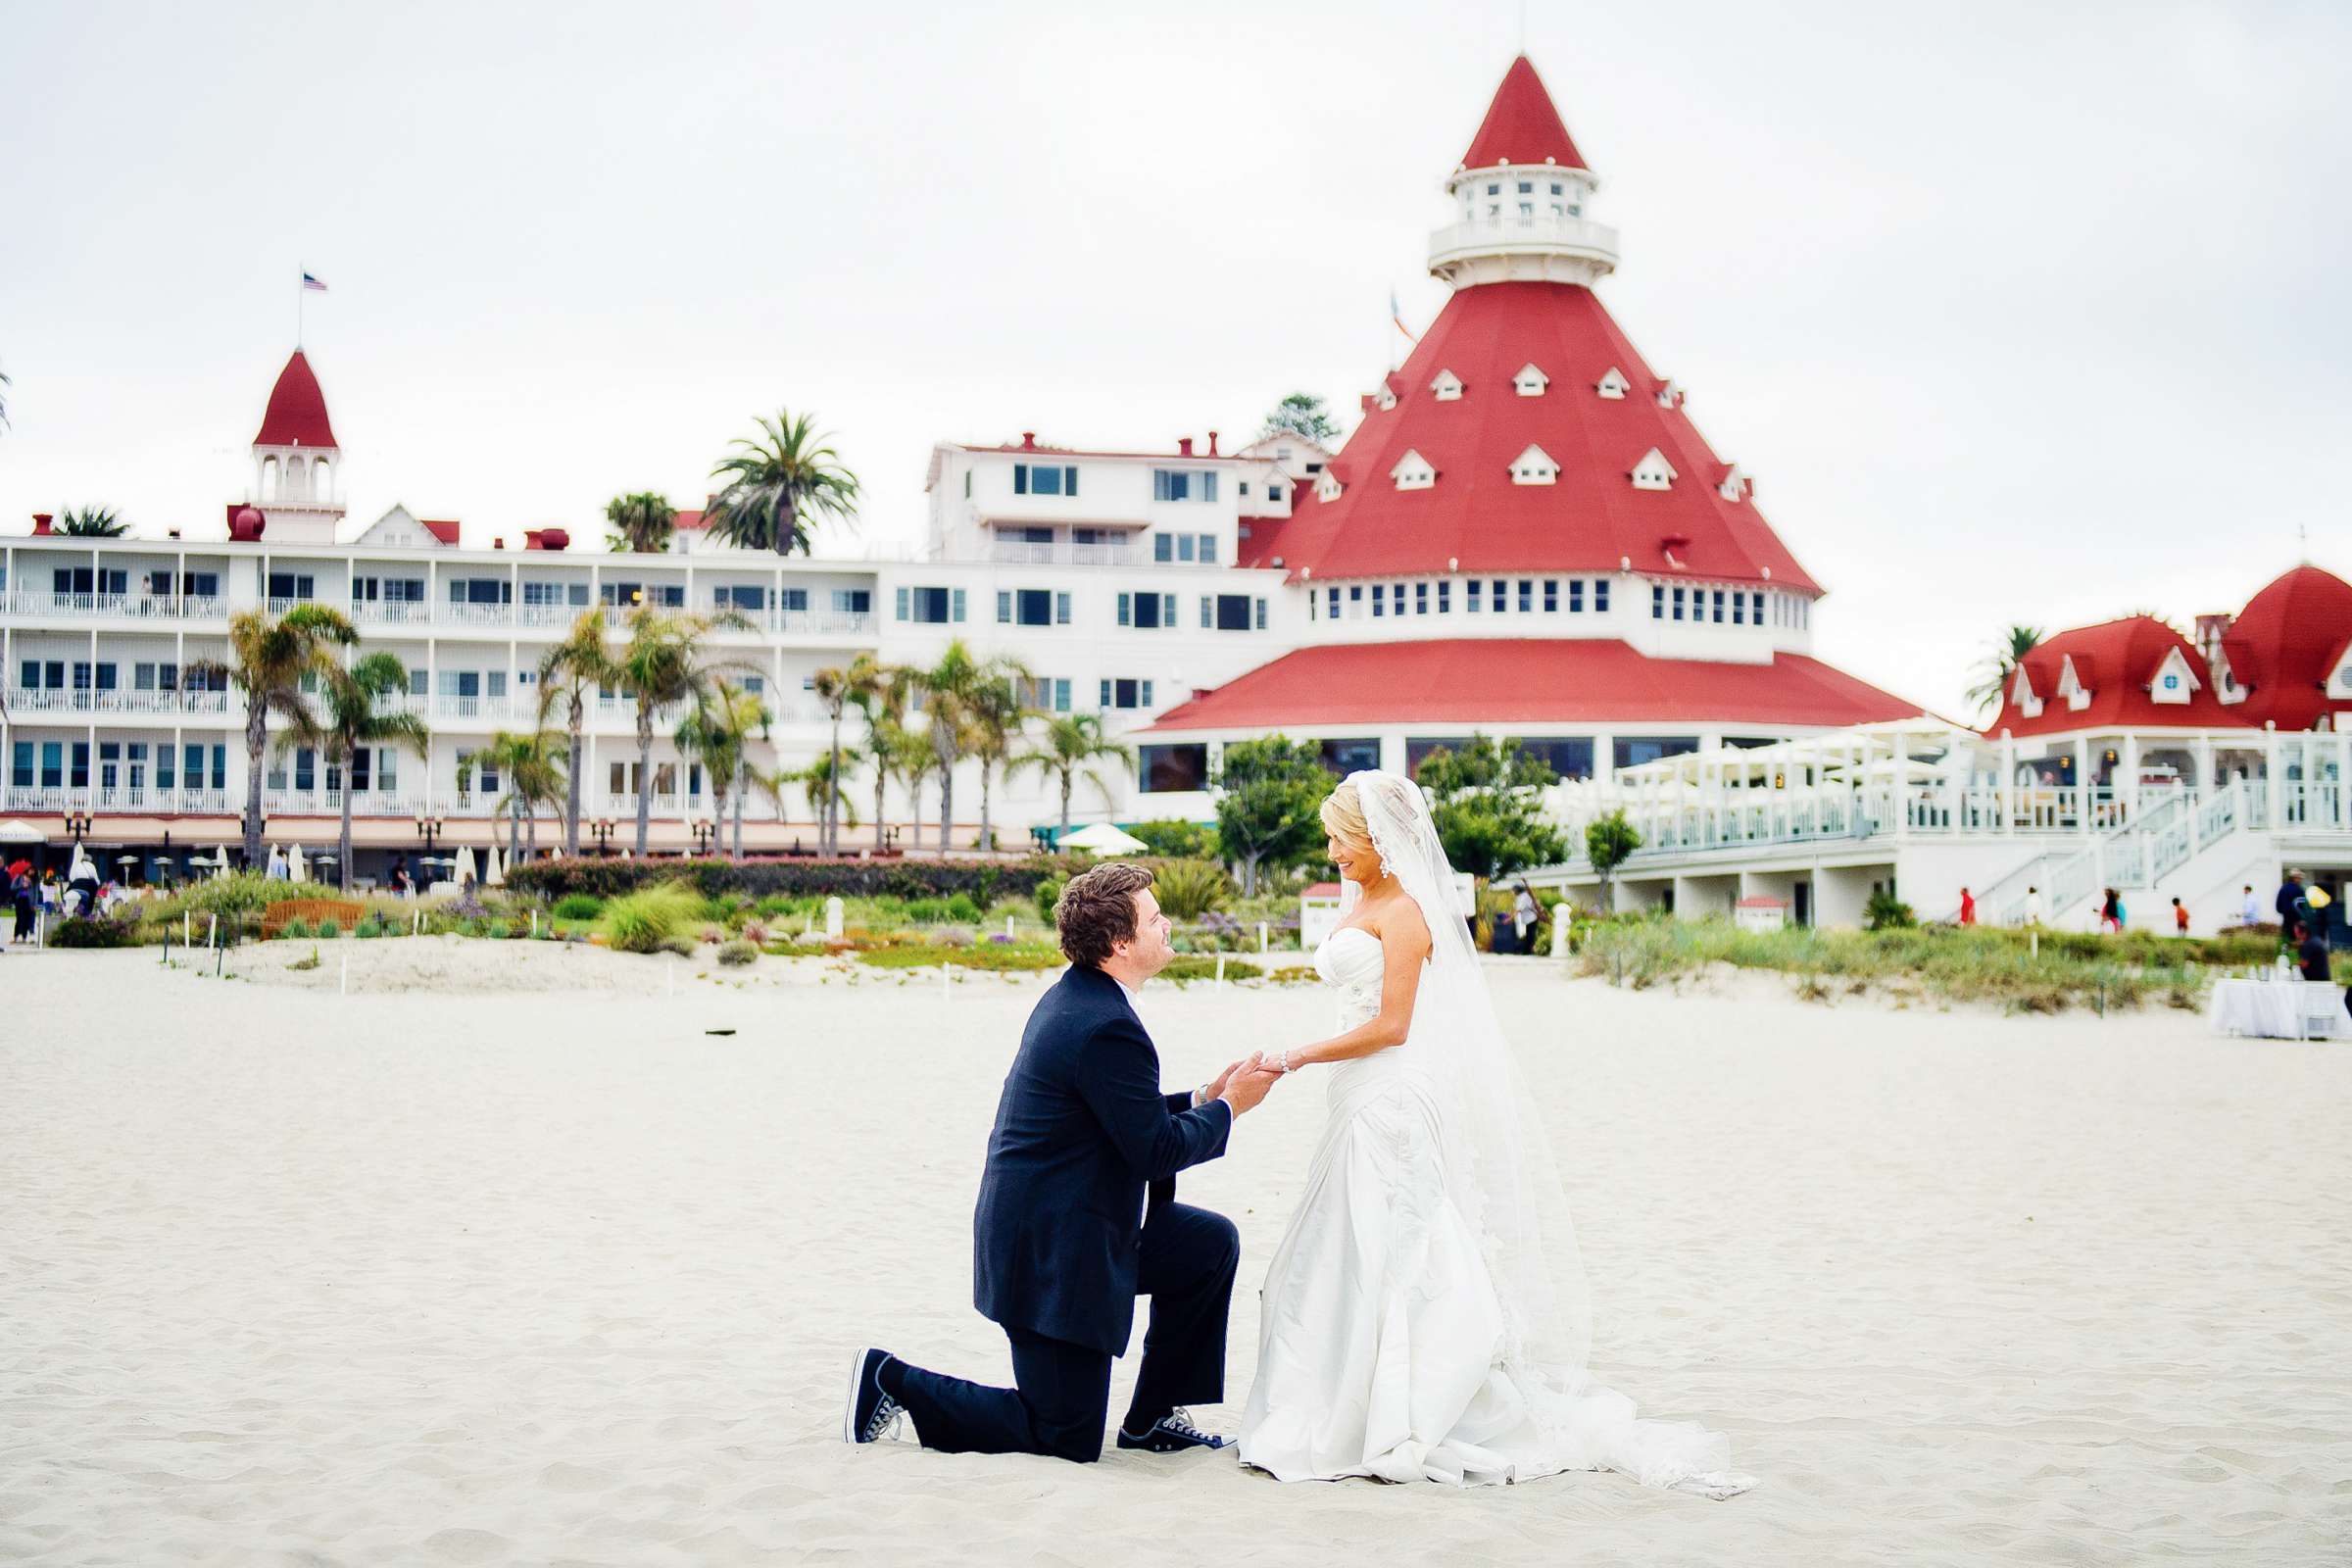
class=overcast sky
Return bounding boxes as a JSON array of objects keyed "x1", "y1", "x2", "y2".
[{"x1": 3, "y1": 0, "x2": 2346, "y2": 719}]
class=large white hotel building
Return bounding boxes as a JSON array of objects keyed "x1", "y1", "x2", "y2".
[{"x1": 3, "y1": 56, "x2": 1928, "y2": 879}]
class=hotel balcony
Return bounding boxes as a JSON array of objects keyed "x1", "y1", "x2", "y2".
[
  {"x1": 2, "y1": 590, "x2": 228, "y2": 622},
  {"x1": 4, "y1": 687, "x2": 234, "y2": 716},
  {"x1": 986, "y1": 541, "x2": 1137, "y2": 567}
]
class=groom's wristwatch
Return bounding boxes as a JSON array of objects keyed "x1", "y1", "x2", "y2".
[{"x1": 1192, "y1": 1083, "x2": 1210, "y2": 1109}]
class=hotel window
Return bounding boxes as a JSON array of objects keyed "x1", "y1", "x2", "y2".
[
  {"x1": 1371, "y1": 585, "x2": 1385, "y2": 618},
  {"x1": 1651, "y1": 585, "x2": 1665, "y2": 620},
  {"x1": 1469, "y1": 580, "x2": 1484, "y2": 612},
  {"x1": 1415, "y1": 582, "x2": 1429, "y2": 614},
  {"x1": 1255, "y1": 597, "x2": 1267, "y2": 630},
  {"x1": 1512, "y1": 737, "x2": 1595, "y2": 782},
  {"x1": 1614, "y1": 736, "x2": 1699, "y2": 770},
  {"x1": 1139, "y1": 743, "x2": 1208, "y2": 793},
  {"x1": 1750, "y1": 591, "x2": 1764, "y2": 624},
  {"x1": 1568, "y1": 579, "x2": 1584, "y2": 612},
  {"x1": 1595, "y1": 580, "x2": 1610, "y2": 612},
  {"x1": 896, "y1": 585, "x2": 963, "y2": 624},
  {"x1": 1437, "y1": 580, "x2": 1450, "y2": 612},
  {"x1": 1732, "y1": 594, "x2": 1745, "y2": 625},
  {"x1": 1673, "y1": 587, "x2": 1687, "y2": 620},
  {"x1": 521, "y1": 581, "x2": 574, "y2": 607},
  {"x1": 1712, "y1": 589, "x2": 1726, "y2": 623},
  {"x1": 448, "y1": 576, "x2": 510, "y2": 605},
  {"x1": 712, "y1": 584, "x2": 765, "y2": 612},
  {"x1": 1515, "y1": 579, "x2": 1532, "y2": 612},
  {"x1": 998, "y1": 588, "x2": 1058, "y2": 627},
  {"x1": 1543, "y1": 580, "x2": 1558, "y2": 612},
  {"x1": 833, "y1": 588, "x2": 871, "y2": 615},
  {"x1": 1198, "y1": 533, "x2": 1218, "y2": 564},
  {"x1": 268, "y1": 571, "x2": 318, "y2": 601},
  {"x1": 1267, "y1": 485, "x2": 1284, "y2": 503},
  {"x1": 1012, "y1": 463, "x2": 1078, "y2": 497},
  {"x1": 1100, "y1": 678, "x2": 1154, "y2": 710},
  {"x1": 1117, "y1": 591, "x2": 1177, "y2": 628},
  {"x1": 1152, "y1": 468, "x2": 1218, "y2": 503},
  {"x1": 1211, "y1": 594, "x2": 1255, "y2": 631},
  {"x1": 9, "y1": 743, "x2": 28, "y2": 789},
  {"x1": 1491, "y1": 579, "x2": 1507, "y2": 611},
  {"x1": 1349, "y1": 585, "x2": 1363, "y2": 612},
  {"x1": 1319, "y1": 737, "x2": 1382, "y2": 775},
  {"x1": 1404, "y1": 736, "x2": 1476, "y2": 775},
  {"x1": 1326, "y1": 586, "x2": 1341, "y2": 619}
]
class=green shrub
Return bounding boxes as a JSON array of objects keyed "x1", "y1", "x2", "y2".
[
  {"x1": 282, "y1": 917, "x2": 313, "y2": 940},
  {"x1": 356, "y1": 915, "x2": 385, "y2": 939},
  {"x1": 48, "y1": 915, "x2": 140, "y2": 949},
  {"x1": 289, "y1": 946, "x2": 321, "y2": 971},
  {"x1": 1160, "y1": 956, "x2": 1259, "y2": 982},
  {"x1": 856, "y1": 943, "x2": 1065, "y2": 971},
  {"x1": 553, "y1": 893, "x2": 605, "y2": 922},
  {"x1": 1864, "y1": 889, "x2": 1917, "y2": 931},
  {"x1": 316, "y1": 919, "x2": 340, "y2": 939},
  {"x1": 1129, "y1": 819, "x2": 1218, "y2": 858},
  {"x1": 1035, "y1": 876, "x2": 1067, "y2": 926},
  {"x1": 716, "y1": 940, "x2": 759, "y2": 966},
  {"x1": 1150, "y1": 858, "x2": 1231, "y2": 920},
  {"x1": 605, "y1": 882, "x2": 706, "y2": 954},
  {"x1": 659, "y1": 935, "x2": 700, "y2": 957},
  {"x1": 508, "y1": 855, "x2": 1083, "y2": 905}
]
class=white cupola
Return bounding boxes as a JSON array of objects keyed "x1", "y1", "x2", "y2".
[
  {"x1": 1429, "y1": 56, "x2": 1618, "y2": 291},
  {"x1": 246, "y1": 349, "x2": 347, "y2": 543}
]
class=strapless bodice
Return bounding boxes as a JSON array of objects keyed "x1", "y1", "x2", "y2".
[{"x1": 1313, "y1": 926, "x2": 1386, "y2": 1031}]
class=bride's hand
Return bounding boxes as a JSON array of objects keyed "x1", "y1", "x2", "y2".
[{"x1": 1204, "y1": 1054, "x2": 1259, "y2": 1101}]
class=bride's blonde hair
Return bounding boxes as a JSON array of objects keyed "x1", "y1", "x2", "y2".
[{"x1": 1319, "y1": 780, "x2": 1372, "y2": 850}]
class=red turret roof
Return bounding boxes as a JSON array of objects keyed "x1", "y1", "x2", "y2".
[
  {"x1": 2220, "y1": 564, "x2": 2352, "y2": 731},
  {"x1": 1237, "y1": 282, "x2": 1820, "y2": 591},
  {"x1": 253, "y1": 350, "x2": 339, "y2": 449},
  {"x1": 1147, "y1": 640, "x2": 1922, "y2": 732},
  {"x1": 1460, "y1": 55, "x2": 1587, "y2": 172}
]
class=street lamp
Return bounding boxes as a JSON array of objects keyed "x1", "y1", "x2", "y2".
[
  {"x1": 591, "y1": 818, "x2": 616, "y2": 857},
  {"x1": 64, "y1": 809, "x2": 92, "y2": 845},
  {"x1": 691, "y1": 819, "x2": 714, "y2": 856},
  {"x1": 415, "y1": 814, "x2": 444, "y2": 854}
]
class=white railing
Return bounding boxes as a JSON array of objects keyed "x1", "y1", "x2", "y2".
[
  {"x1": 1427, "y1": 212, "x2": 1620, "y2": 265},
  {"x1": 986, "y1": 542, "x2": 1136, "y2": 567},
  {"x1": 265, "y1": 596, "x2": 321, "y2": 615},
  {"x1": 2, "y1": 687, "x2": 235, "y2": 715},
  {"x1": 2, "y1": 590, "x2": 227, "y2": 621},
  {"x1": 442, "y1": 602, "x2": 514, "y2": 628},
  {"x1": 517, "y1": 602, "x2": 583, "y2": 627},
  {"x1": 765, "y1": 610, "x2": 875, "y2": 637},
  {"x1": 351, "y1": 600, "x2": 434, "y2": 625}
]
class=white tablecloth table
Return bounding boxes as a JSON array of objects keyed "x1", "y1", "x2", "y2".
[{"x1": 2207, "y1": 977, "x2": 2352, "y2": 1041}]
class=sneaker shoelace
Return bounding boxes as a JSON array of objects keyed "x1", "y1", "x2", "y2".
[
  {"x1": 862, "y1": 1380, "x2": 905, "y2": 1444},
  {"x1": 1155, "y1": 1408, "x2": 1214, "y2": 1446}
]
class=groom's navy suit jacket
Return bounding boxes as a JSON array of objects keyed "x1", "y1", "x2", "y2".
[{"x1": 972, "y1": 962, "x2": 1232, "y2": 1356}]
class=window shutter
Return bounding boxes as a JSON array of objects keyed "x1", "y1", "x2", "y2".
[
  {"x1": 1200, "y1": 597, "x2": 1212, "y2": 629},
  {"x1": 952, "y1": 589, "x2": 966, "y2": 622},
  {"x1": 1013, "y1": 464, "x2": 1029, "y2": 496},
  {"x1": 895, "y1": 586, "x2": 909, "y2": 621},
  {"x1": 1200, "y1": 534, "x2": 1217, "y2": 564},
  {"x1": 1142, "y1": 680, "x2": 1154, "y2": 708},
  {"x1": 1154, "y1": 534, "x2": 1172, "y2": 563},
  {"x1": 1117, "y1": 593, "x2": 1131, "y2": 626},
  {"x1": 1054, "y1": 592, "x2": 1071, "y2": 624},
  {"x1": 1160, "y1": 594, "x2": 1176, "y2": 627},
  {"x1": 1064, "y1": 466, "x2": 1078, "y2": 497},
  {"x1": 1255, "y1": 597, "x2": 1267, "y2": 630},
  {"x1": 1099, "y1": 679, "x2": 1111, "y2": 709},
  {"x1": 997, "y1": 591, "x2": 1011, "y2": 624},
  {"x1": 1054, "y1": 679, "x2": 1069, "y2": 711},
  {"x1": 1200, "y1": 473, "x2": 1217, "y2": 502}
]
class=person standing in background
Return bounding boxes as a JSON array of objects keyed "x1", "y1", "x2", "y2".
[
  {"x1": 2239, "y1": 885, "x2": 2261, "y2": 928},
  {"x1": 1958, "y1": 887, "x2": 1977, "y2": 926},
  {"x1": 2172, "y1": 897, "x2": 2190, "y2": 936},
  {"x1": 2277, "y1": 870, "x2": 2310, "y2": 953}
]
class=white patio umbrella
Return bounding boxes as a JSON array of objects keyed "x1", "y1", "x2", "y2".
[
  {"x1": 266, "y1": 844, "x2": 286, "y2": 879},
  {"x1": 454, "y1": 845, "x2": 478, "y2": 886},
  {"x1": 485, "y1": 846, "x2": 506, "y2": 887},
  {"x1": 288, "y1": 841, "x2": 309, "y2": 883},
  {"x1": 1057, "y1": 822, "x2": 1150, "y2": 857}
]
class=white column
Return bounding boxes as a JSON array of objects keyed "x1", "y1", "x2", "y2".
[
  {"x1": 2076, "y1": 736, "x2": 2092, "y2": 834},
  {"x1": 2265, "y1": 722, "x2": 2281, "y2": 827},
  {"x1": 2121, "y1": 733, "x2": 2141, "y2": 820}
]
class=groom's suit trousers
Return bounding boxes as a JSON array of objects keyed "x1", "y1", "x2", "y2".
[{"x1": 890, "y1": 1201, "x2": 1239, "y2": 1463}]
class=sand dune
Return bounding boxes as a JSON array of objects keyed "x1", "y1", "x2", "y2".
[{"x1": 2, "y1": 945, "x2": 2346, "y2": 1565}]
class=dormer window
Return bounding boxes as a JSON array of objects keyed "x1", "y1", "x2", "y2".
[
  {"x1": 2149, "y1": 647, "x2": 2203, "y2": 706},
  {"x1": 1718, "y1": 465, "x2": 1750, "y2": 503},
  {"x1": 1375, "y1": 386, "x2": 1397, "y2": 412},
  {"x1": 1655, "y1": 379, "x2": 1683, "y2": 410},
  {"x1": 2010, "y1": 667, "x2": 2044, "y2": 719},
  {"x1": 1430, "y1": 369, "x2": 1464, "y2": 402},
  {"x1": 1509, "y1": 444, "x2": 1558, "y2": 486},
  {"x1": 1513, "y1": 364, "x2": 1548, "y2": 397},
  {"x1": 1316, "y1": 472, "x2": 1344, "y2": 503},
  {"x1": 2326, "y1": 640, "x2": 2352, "y2": 699},
  {"x1": 1391, "y1": 450, "x2": 1436, "y2": 491},
  {"x1": 1596, "y1": 367, "x2": 1630, "y2": 400},
  {"x1": 2056, "y1": 656, "x2": 2092, "y2": 711},
  {"x1": 1631, "y1": 448, "x2": 1678, "y2": 492}
]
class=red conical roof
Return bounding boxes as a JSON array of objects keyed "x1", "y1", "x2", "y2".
[
  {"x1": 1238, "y1": 281, "x2": 1818, "y2": 590},
  {"x1": 2221, "y1": 564, "x2": 2352, "y2": 730},
  {"x1": 253, "y1": 350, "x2": 339, "y2": 449},
  {"x1": 1460, "y1": 55, "x2": 1586, "y2": 172},
  {"x1": 1987, "y1": 616, "x2": 2230, "y2": 737}
]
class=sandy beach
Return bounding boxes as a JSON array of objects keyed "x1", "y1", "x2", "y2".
[{"x1": 4, "y1": 941, "x2": 2348, "y2": 1565}]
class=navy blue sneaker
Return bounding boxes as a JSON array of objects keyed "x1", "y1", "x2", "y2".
[
  {"x1": 843, "y1": 1348, "x2": 905, "y2": 1445},
  {"x1": 1116, "y1": 1408, "x2": 1231, "y2": 1453}
]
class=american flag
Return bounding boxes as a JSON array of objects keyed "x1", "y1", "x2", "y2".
[
  {"x1": 1390, "y1": 287, "x2": 1417, "y2": 344},
  {"x1": 302, "y1": 272, "x2": 328, "y2": 292}
]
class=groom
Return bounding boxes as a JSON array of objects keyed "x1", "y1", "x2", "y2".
[{"x1": 846, "y1": 861, "x2": 1279, "y2": 1462}]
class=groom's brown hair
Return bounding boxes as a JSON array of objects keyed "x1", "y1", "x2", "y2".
[{"x1": 1054, "y1": 861, "x2": 1155, "y2": 967}]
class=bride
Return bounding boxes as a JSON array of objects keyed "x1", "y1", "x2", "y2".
[{"x1": 1235, "y1": 771, "x2": 1753, "y2": 1494}]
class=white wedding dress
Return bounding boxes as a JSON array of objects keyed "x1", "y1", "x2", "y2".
[{"x1": 1235, "y1": 773, "x2": 1752, "y2": 1494}]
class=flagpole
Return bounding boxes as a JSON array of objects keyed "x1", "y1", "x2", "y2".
[{"x1": 297, "y1": 267, "x2": 304, "y2": 348}]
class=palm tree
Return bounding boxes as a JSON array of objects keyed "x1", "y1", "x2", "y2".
[
  {"x1": 914, "y1": 641, "x2": 1032, "y2": 853},
  {"x1": 855, "y1": 664, "x2": 916, "y2": 851},
  {"x1": 279, "y1": 652, "x2": 430, "y2": 891},
  {"x1": 810, "y1": 652, "x2": 893, "y2": 855},
  {"x1": 58, "y1": 505, "x2": 127, "y2": 538},
  {"x1": 188, "y1": 604, "x2": 357, "y2": 868},
  {"x1": 677, "y1": 680, "x2": 771, "y2": 862},
  {"x1": 612, "y1": 607, "x2": 750, "y2": 855},
  {"x1": 1965, "y1": 623, "x2": 2044, "y2": 717},
  {"x1": 464, "y1": 728, "x2": 566, "y2": 860},
  {"x1": 781, "y1": 750, "x2": 859, "y2": 835},
  {"x1": 963, "y1": 666, "x2": 1035, "y2": 854},
  {"x1": 705, "y1": 409, "x2": 861, "y2": 556},
  {"x1": 536, "y1": 612, "x2": 620, "y2": 856},
  {"x1": 604, "y1": 491, "x2": 677, "y2": 555},
  {"x1": 885, "y1": 722, "x2": 940, "y2": 852},
  {"x1": 1009, "y1": 712, "x2": 1136, "y2": 836}
]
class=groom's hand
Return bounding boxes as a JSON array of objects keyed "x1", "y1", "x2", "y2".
[
  {"x1": 1221, "y1": 1058, "x2": 1281, "y2": 1117},
  {"x1": 1203, "y1": 1054, "x2": 1258, "y2": 1104}
]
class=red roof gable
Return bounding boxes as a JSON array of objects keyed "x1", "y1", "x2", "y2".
[
  {"x1": 1986, "y1": 617, "x2": 2230, "y2": 737},
  {"x1": 674, "y1": 509, "x2": 708, "y2": 531},
  {"x1": 420, "y1": 519, "x2": 460, "y2": 546},
  {"x1": 1460, "y1": 56, "x2": 1587, "y2": 172},
  {"x1": 1146, "y1": 639, "x2": 1923, "y2": 732},
  {"x1": 253, "y1": 350, "x2": 339, "y2": 449},
  {"x1": 1238, "y1": 282, "x2": 1819, "y2": 592},
  {"x1": 2220, "y1": 564, "x2": 2352, "y2": 731}
]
